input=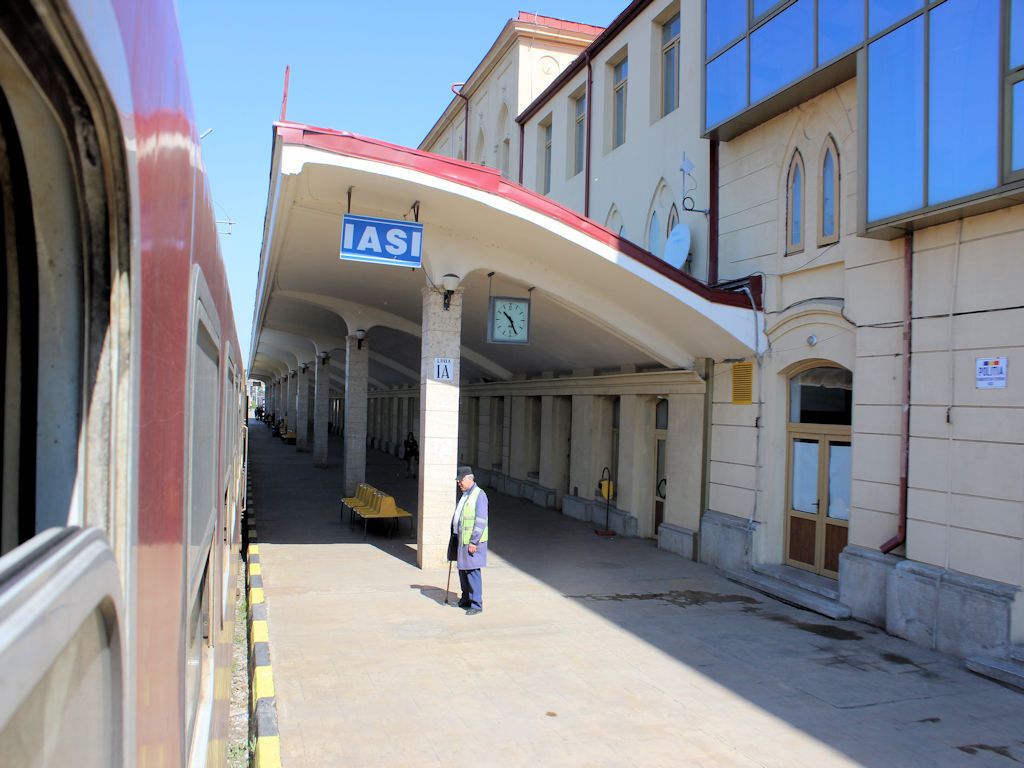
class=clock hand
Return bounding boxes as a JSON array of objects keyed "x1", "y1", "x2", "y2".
[{"x1": 503, "y1": 311, "x2": 518, "y2": 335}]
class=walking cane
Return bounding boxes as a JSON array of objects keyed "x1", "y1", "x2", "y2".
[{"x1": 445, "y1": 560, "x2": 453, "y2": 605}]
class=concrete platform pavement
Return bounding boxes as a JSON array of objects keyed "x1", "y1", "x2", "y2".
[{"x1": 247, "y1": 420, "x2": 1024, "y2": 768}]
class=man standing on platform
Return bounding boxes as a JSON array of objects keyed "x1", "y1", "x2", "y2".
[{"x1": 450, "y1": 466, "x2": 488, "y2": 615}]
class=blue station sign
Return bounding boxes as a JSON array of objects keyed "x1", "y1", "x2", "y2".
[{"x1": 340, "y1": 213, "x2": 423, "y2": 268}]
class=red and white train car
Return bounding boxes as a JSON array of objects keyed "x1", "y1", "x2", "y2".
[{"x1": 0, "y1": 1, "x2": 246, "y2": 765}]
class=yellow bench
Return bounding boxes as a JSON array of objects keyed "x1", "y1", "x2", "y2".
[{"x1": 341, "y1": 485, "x2": 412, "y2": 538}]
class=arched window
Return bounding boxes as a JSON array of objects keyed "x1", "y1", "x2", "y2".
[
  {"x1": 666, "y1": 204, "x2": 679, "y2": 236},
  {"x1": 819, "y1": 136, "x2": 839, "y2": 246},
  {"x1": 786, "y1": 151, "x2": 804, "y2": 255},
  {"x1": 606, "y1": 206, "x2": 625, "y2": 238},
  {"x1": 474, "y1": 128, "x2": 486, "y2": 166},
  {"x1": 647, "y1": 210, "x2": 662, "y2": 257}
]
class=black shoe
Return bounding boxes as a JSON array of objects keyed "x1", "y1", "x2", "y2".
[
  {"x1": 456, "y1": 600, "x2": 471, "y2": 609},
  {"x1": 465, "y1": 608, "x2": 482, "y2": 616}
]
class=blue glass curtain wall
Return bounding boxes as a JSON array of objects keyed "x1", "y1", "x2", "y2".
[
  {"x1": 927, "y1": 0, "x2": 999, "y2": 204},
  {"x1": 705, "y1": 0, "x2": 1024, "y2": 224},
  {"x1": 867, "y1": 18, "x2": 925, "y2": 221},
  {"x1": 750, "y1": 0, "x2": 814, "y2": 103}
]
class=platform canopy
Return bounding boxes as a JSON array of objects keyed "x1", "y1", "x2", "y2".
[{"x1": 248, "y1": 121, "x2": 761, "y2": 385}]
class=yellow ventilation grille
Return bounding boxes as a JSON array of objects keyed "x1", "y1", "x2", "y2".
[{"x1": 732, "y1": 362, "x2": 754, "y2": 405}]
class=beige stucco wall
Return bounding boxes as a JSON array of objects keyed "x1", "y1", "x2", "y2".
[
  {"x1": 715, "y1": 75, "x2": 1024, "y2": 588},
  {"x1": 421, "y1": 33, "x2": 586, "y2": 176},
  {"x1": 519, "y1": 1, "x2": 712, "y2": 278}
]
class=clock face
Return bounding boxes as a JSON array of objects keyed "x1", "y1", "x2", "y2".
[{"x1": 489, "y1": 297, "x2": 530, "y2": 344}]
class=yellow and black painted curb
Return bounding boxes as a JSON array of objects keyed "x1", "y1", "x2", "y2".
[{"x1": 245, "y1": 502, "x2": 282, "y2": 768}]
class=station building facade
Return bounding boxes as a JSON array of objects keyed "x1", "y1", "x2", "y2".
[
  {"x1": 419, "y1": 0, "x2": 1024, "y2": 663},
  {"x1": 254, "y1": 0, "x2": 1023, "y2": 668}
]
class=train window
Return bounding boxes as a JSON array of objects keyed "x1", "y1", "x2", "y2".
[
  {"x1": 0, "y1": 3, "x2": 132, "y2": 564},
  {"x1": 183, "y1": 267, "x2": 221, "y2": 756}
]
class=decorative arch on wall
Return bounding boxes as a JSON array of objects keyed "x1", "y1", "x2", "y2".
[
  {"x1": 605, "y1": 204, "x2": 625, "y2": 237},
  {"x1": 644, "y1": 178, "x2": 676, "y2": 262},
  {"x1": 818, "y1": 134, "x2": 840, "y2": 247},
  {"x1": 474, "y1": 127, "x2": 486, "y2": 166},
  {"x1": 786, "y1": 150, "x2": 805, "y2": 256},
  {"x1": 496, "y1": 102, "x2": 511, "y2": 178}
]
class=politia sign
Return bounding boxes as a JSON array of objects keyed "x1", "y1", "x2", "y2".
[{"x1": 340, "y1": 214, "x2": 423, "y2": 268}]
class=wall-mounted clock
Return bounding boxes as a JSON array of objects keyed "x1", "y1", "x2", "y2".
[{"x1": 488, "y1": 296, "x2": 530, "y2": 344}]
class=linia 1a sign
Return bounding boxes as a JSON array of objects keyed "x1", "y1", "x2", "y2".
[{"x1": 340, "y1": 213, "x2": 423, "y2": 268}]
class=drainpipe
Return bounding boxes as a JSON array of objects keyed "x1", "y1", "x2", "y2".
[
  {"x1": 697, "y1": 357, "x2": 715, "y2": 562},
  {"x1": 708, "y1": 139, "x2": 719, "y2": 284},
  {"x1": 518, "y1": 122, "x2": 525, "y2": 183},
  {"x1": 881, "y1": 233, "x2": 913, "y2": 554},
  {"x1": 452, "y1": 82, "x2": 469, "y2": 160},
  {"x1": 584, "y1": 51, "x2": 593, "y2": 218}
]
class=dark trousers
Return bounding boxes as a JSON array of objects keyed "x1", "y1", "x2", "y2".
[{"x1": 458, "y1": 568, "x2": 482, "y2": 610}]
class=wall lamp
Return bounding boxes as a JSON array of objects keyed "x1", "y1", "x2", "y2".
[
  {"x1": 441, "y1": 273, "x2": 461, "y2": 311},
  {"x1": 355, "y1": 329, "x2": 366, "y2": 350}
]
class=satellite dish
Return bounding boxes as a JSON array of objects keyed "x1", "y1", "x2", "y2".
[{"x1": 664, "y1": 223, "x2": 691, "y2": 270}]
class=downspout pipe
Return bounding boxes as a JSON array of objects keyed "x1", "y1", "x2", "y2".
[
  {"x1": 584, "y1": 51, "x2": 593, "y2": 218},
  {"x1": 881, "y1": 233, "x2": 913, "y2": 554},
  {"x1": 708, "y1": 139, "x2": 719, "y2": 284},
  {"x1": 452, "y1": 83, "x2": 469, "y2": 160},
  {"x1": 518, "y1": 122, "x2": 525, "y2": 183}
]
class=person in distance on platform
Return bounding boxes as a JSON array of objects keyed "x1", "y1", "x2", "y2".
[
  {"x1": 449, "y1": 466, "x2": 488, "y2": 615},
  {"x1": 403, "y1": 431, "x2": 419, "y2": 478}
]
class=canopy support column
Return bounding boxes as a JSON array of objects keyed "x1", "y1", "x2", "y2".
[
  {"x1": 313, "y1": 354, "x2": 330, "y2": 466},
  {"x1": 343, "y1": 336, "x2": 369, "y2": 495},
  {"x1": 416, "y1": 285, "x2": 463, "y2": 569},
  {"x1": 296, "y1": 363, "x2": 311, "y2": 451}
]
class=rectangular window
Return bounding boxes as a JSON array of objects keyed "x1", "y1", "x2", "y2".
[
  {"x1": 868, "y1": 0, "x2": 923, "y2": 35},
  {"x1": 661, "y1": 13, "x2": 680, "y2": 116},
  {"x1": 867, "y1": 17, "x2": 925, "y2": 221},
  {"x1": 818, "y1": 0, "x2": 865, "y2": 63},
  {"x1": 1014, "y1": 81, "x2": 1024, "y2": 172},
  {"x1": 574, "y1": 93, "x2": 586, "y2": 175},
  {"x1": 750, "y1": 0, "x2": 814, "y2": 103},
  {"x1": 613, "y1": 57, "x2": 628, "y2": 147},
  {"x1": 1013, "y1": 0, "x2": 1024, "y2": 69},
  {"x1": 928, "y1": 0, "x2": 999, "y2": 205},
  {"x1": 706, "y1": 40, "x2": 747, "y2": 128},
  {"x1": 542, "y1": 122, "x2": 552, "y2": 194},
  {"x1": 706, "y1": 0, "x2": 746, "y2": 57},
  {"x1": 753, "y1": 0, "x2": 781, "y2": 18}
]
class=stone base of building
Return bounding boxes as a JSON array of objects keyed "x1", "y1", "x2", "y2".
[
  {"x1": 657, "y1": 523, "x2": 697, "y2": 560},
  {"x1": 699, "y1": 510, "x2": 756, "y2": 572},
  {"x1": 477, "y1": 470, "x2": 558, "y2": 510},
  {"x1": 840, "y1": 544, "x2": 1023, "y2": 658},
  {"x1": 561, "y1": 495, "x2": 638, "y2": 536},
  {"x1": 886, "y1": 560, "x2": 1022, "y2": 660},
  {"x1": 562, "y1": 494, "x2": 591, "y2": 522},
  {"x1": 838, "y1": 545, "x2": 901, "y2": 628}
]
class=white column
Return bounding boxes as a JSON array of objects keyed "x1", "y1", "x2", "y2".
[
  {"x1": 509, "y1": 396, "x2": 528, "y2": 480},
  {"x1": 417, "y1": 285, "x2": 463, "y2": 569},
  {"x1": 296, "y1": 364, "x2": 311, "y2": 451},
  {"x1": 475, "y1": 396, "x2": 492, "y2": 470},
  {"x1": 618, "y1": 394, "x2": 656, "y2": 537},
  {"x1": 313, "y1": 353, "x2": 330, "y2": 467},
  {"x1": 343, "y1": 336, "x2": 368, "y2": 495},
  {"x1": 539, "y1": 395, "x2": 571, "y2": 506},
  {"x1": 666, "y1": 393, "x2": 705, "y2": 534},
  {"x1": 283, "y1": 371, "x2": 294, "y2": 432}
]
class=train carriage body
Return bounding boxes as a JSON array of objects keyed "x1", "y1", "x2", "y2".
[{"x1": 0, "y1": 1, "x2": 245, "y2": 765}]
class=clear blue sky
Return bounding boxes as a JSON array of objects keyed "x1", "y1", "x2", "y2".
[{"x1": 177, "y1": 0, "x2": 627, "y2": 367}]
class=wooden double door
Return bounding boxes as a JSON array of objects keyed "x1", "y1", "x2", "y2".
[{"x1": 785, "y1": 426, "x2": 850, "y2": 578}]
